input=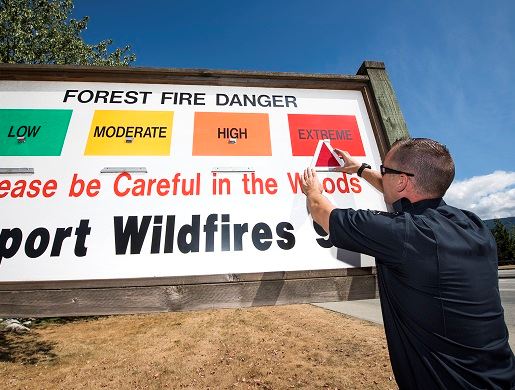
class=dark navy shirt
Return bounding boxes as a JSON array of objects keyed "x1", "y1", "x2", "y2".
[{"x1": 329, "y1": 198, "x2": 515, "y2": 389}]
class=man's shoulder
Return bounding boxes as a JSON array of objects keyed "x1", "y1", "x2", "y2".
[
  {"x1": 427, "y1": 203, "x2": 491, "y2": 233},
  {"x1": 370, "y1": 210, "x2": 402, "y2": 218},
  {"x1": 333, "y1": 208, "x2": 404, "y2": 220},
  {"x1": 330, "y1": 208, "x2": 408, "y2": 232},
  {"x1": 435, "y1": 203, "x2": 482, "y2": 222}
]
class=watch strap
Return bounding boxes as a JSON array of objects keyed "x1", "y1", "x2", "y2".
[{"x1": 357, "y1": 163, "x2": 371, "y2": 177}]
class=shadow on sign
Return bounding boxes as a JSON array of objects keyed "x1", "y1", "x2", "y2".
[{"x1": 336, "y1": 248, "x2": 361, "y2": 267}]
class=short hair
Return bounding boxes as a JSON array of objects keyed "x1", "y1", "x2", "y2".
[{"x1": 389, "y1": 138, "x2": 455, "y2": 197}]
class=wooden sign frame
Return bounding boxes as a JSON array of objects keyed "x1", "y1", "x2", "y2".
[{"x1": 0, "y1": 61, "x2": 409, "y2": 317}]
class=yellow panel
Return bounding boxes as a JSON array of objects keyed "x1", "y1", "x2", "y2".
[{"x1": 85, "y1": 110, "x2": 173, "y2": 155}]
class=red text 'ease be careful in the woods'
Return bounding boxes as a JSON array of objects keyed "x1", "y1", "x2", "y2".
[{"x1": 0, "y1": 172, "x2": 362, "y2": 198}]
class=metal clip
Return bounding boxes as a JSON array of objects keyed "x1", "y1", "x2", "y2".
[
  {"x1": 211, "y1": 167, "x2": 254, "y2": 173},
  {"x1": 0, "y1": 168, "x2": 34, "y2": 174},
  {"x1": 100, "y1": 167, "x2": 147, "y2": 174}
]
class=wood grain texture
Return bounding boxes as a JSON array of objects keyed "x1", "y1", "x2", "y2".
[
  {"x1": 0, "y1": 274, "x2": 378, "y2": 317},
  {"x1": 0, "y1": 267, "x2": 376, "y2": 291},
  {"x1": 0, "y1": 63, "x2": 368, "y2": 90},
  {"x1": 357, "y1": 61, "x2": 410, "y2": 147}
]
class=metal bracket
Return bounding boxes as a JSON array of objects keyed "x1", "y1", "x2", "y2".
[
  {"x1": 211, "y1": 167, "x2": 255, "y2": 173},
  {"x1": 100, "y1": 167, "x2": 147, "y2": 174},
  {"x1": 0, "y1": 168, "x2": 34, "y2": 174}
]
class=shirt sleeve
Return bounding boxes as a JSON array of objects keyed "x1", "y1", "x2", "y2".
[{"x1": 329, "y1": 208, "x2": 407, "y2": 266}]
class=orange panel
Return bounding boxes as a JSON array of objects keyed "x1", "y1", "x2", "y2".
[{"x1": 193, "y1": 112, "x2": 271, "y2": 156}]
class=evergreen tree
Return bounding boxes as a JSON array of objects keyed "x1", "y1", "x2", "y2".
[
  {"x1": 510, "y1": 226, "x2": 515, "y2": 261},
  {"x1": 491, "y1": 219, "x2": 515, "y2": 263},
  {"x1": 0, "y1": 0, "x2": 135, "y2": 65}
]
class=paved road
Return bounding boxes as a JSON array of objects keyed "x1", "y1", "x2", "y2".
[
  {"x1": 315, "y1": 269, "x2": 515, "y2": 350},
  {"x1": 499, "y1": 276, "x2": 515, "y2": 350}
]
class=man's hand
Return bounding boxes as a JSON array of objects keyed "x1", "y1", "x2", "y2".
[
  {"x1": 300, "y1": 168, "x2": 335, "y2": 232},
  {"x1": 301, "y1": 168, "x2": 323, "y2": 196},
  {"x1": 333, "y1": 148, "x2": 360, "y2": 174},
  {"x1": 334, "y1": 148, "x2": 384, "y2": 193}
]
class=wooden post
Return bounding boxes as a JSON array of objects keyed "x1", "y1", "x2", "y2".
[{"x1": 358, "y1": 61, "x2": 410, "y2": 147}]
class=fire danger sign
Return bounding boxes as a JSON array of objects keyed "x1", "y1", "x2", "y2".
[{"x1": 0, "y1": 79, "x2": 385, "y2": 283}]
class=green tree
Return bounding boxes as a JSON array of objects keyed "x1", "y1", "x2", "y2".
[
  {"x1": 0, "y1": 0, "x2": 135, "y2": 65},
  {"x1": 491, "y1": 219, "x2": 515, "y2": 263},
  {"x1": 510, "y1": 225, "x2": 515, "y2": 262}
]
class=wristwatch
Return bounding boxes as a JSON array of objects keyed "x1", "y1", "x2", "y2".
[{"x1": 357, "y1": 163, "x2": 371, "y2": 177}]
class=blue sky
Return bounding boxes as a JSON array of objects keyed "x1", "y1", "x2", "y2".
[{"x1": 72, "y1": 0, "x2": 515, "y2": 218}]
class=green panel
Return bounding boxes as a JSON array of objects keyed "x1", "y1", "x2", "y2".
[{"x1": 0, "y1": 109, "x2": 72, "y2": 156}]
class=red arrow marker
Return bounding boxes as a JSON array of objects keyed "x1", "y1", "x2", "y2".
[{"x1": 311, "y1": 140, "x2": 344, "y2": 171}]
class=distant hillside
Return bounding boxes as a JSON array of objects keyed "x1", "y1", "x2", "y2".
[{"x1": 483, "y1": 217, "x2": 515, "y2": 230}]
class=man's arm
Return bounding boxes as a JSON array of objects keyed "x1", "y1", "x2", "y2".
[
  {"x1": 300, "y1": 168, "x2": 335, "y2": 233},
  {"x1": 300, "y1": 167, "x2": 405, "y2": 263},
  {"x1": 333, "y1": 148, "x2": 384, "y2": 193}
]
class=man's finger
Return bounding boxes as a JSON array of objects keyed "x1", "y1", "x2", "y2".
[
  {"x1": 307, "y1": 169, "x2": 314, "y2": 182},
  {"x1": 334, "y1": 148, "x2": 350, "y2": 161}
]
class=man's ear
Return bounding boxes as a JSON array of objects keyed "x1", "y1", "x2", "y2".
[{"x1": 395, "y1": 174, "x2": 409, "y2": 193}]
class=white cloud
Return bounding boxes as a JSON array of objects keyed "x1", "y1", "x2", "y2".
[{"x1": 444, "y1": 171, "x2": 515, "y2": 220}]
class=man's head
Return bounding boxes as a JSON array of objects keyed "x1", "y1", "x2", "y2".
[{"x1": 382, "y1": 138, "x2": 455, "y2": 204}]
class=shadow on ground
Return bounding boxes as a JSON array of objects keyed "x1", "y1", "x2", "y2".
[
  {"x1": 0, "y1": 316, "x2": 100, "y2": 364},
  {"x1": 0, "y1": 330, "x2": 57, "y2": 365}
]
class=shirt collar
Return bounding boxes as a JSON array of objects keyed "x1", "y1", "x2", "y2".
[{"x1": 392, "y1": 197, "x2": 445, "y2": 214}]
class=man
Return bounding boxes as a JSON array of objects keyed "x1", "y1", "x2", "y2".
[{"x1": 301, "y1": 138, "x2": 515, "y2": 389}]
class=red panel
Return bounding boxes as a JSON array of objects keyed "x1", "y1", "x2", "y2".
[{"x1": 288, "y1": 114, "x2": 365, "y2": 156}]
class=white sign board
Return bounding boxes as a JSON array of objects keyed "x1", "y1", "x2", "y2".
[{"x1": 0, "y1": 80, "x2": 386, "y2": 282}]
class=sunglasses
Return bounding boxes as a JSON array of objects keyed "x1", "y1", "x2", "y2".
[{"x1": 380, "y1": 164, "x2": 414, "y2": 177}]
